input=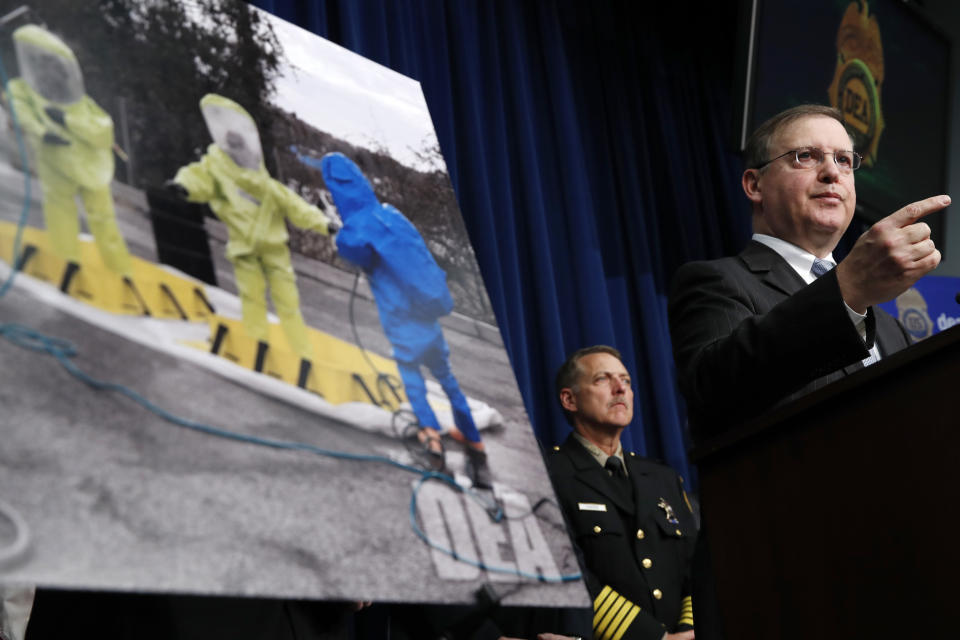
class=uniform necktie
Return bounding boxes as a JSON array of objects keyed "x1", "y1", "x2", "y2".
[
  {"x1": 605, "y1": 456, "x2": 626, "y2": 478},
  {"x1": 811, "y1": 258, "x2": 833, "y2": 279},
  {"x1": 604, "y1": 455, "x2": 633, "y2": 501}
]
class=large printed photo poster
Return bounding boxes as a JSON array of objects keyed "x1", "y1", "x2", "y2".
[{"x1": 0, "y1": 0, "x2": 586, "y2": 607}]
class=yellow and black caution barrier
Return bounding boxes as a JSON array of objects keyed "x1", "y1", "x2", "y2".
[
  {"x1": 0, "y1": 222, "x2": 214, "y2": 321},
  {"x1": 198, "y1": 313, "x2": 410, "y2": 408},
  {"x1": 0, "y1": 223, "x2": 456, "y2": 414}
]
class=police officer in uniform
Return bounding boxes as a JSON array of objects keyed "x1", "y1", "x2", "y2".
[{"x1": 548, "y1": 346, "x2": 695, "y2": 640}]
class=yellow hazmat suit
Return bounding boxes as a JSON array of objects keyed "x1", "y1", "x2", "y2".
[
  {"x1": 8, "y1": 24, "x2": 131, "y2": 275},
  {"x1": 173, "y1": 94, "x2": 331, "y2": 358}
]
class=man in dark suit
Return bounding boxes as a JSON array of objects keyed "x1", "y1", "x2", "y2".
[
  {"x1": 547, "y1": 346, "x2": 696, "y2": 640},
  {"x1": 669, "y1": 104, "x2": 948, "y2": 436}
]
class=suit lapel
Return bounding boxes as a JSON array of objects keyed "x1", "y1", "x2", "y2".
[
  {"x1": 740, "y1": 240, "x2": 807, "y2": 298},
  {"x1": 563, "y1": 437, "x2": 636, "y2": 515},
  {"x1": 742, "y1": 242, "x2": 867, "y2": 374}
]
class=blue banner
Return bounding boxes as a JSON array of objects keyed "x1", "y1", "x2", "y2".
[{"x1": 878, "y1": 275, "x2": 960, "y2": 343}]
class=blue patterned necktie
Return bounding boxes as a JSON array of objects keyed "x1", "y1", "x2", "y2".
[{"x1": 811, "y1": 258, "x2": 833, "y2": 279}]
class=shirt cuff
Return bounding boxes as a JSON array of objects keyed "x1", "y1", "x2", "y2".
[{"x1": 844, "y1": 301, "x2": 868, "y2": 343}]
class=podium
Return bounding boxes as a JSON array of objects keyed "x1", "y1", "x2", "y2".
[{"x1": 691, "y1": 325, "x2": 960, "y2": 638}]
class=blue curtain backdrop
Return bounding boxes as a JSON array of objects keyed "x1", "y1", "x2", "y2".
[{"x1": 249, "y1": 0, "x2": 751, "y2": 488}]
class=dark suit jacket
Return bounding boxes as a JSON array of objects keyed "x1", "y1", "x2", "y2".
[
  {"x1": 668, "y1": 240, "x2": 911, "y2": 437},
  {"x1": 547, "y1": 435, "x2": 697, "y2": 640}
]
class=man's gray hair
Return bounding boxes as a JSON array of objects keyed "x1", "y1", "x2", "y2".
[
  {"x1": 743, "y1": 104, "x2": 849, "y2": 171},
  {"x1": 555, "y1": 345, "x2": 623, "y2": 425}
]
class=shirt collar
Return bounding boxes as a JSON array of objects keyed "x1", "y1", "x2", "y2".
[
  {"x1": 572, "y1": 431, "x2": 627, "y2": 476},
  {"x1": 752, "y1": 233, "x2": 836, "y2": 284}
]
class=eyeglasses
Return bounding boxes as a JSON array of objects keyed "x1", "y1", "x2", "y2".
[{"x1": 755, "y1": 147, "x2": 862, "y2": 173}]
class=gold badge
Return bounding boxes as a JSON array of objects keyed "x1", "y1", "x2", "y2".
[
  {"x1": 657, "y1": 497, "x2": 679, "y2": 525},
  {"x1": 828, "y1": 0, "x2": 885, "y2": 167}
]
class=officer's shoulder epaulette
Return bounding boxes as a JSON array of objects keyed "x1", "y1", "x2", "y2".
[
  {"x1": 623, "y1": 450, "x2": 658, "y2": 464},
  {"x1": 543, "y1": 445, "x2": 574, "y2": 475}
]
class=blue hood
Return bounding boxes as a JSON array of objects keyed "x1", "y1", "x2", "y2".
[{"x1": 320, "y1": 152, "x2": 379, "y2": 220}]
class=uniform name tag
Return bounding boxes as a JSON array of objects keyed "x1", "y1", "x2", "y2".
[{"x1": 578, "y1": 502, "x2": 607, "y2": 512}]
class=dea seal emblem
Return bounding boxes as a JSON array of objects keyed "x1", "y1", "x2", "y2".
[
  {"x1": 828, "y1": 0, "x2": 885, "y2": 167},
  {"x1": 895, "y1": 287, "x2": 932, "y2": 343}
]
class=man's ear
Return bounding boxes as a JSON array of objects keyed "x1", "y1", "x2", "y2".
[
  {"x1": 559, "y1": 388, "x2": 577, "y2": 413},
  {"x1": 742, "y1": 169, "x2": 763, "y2": 204}
]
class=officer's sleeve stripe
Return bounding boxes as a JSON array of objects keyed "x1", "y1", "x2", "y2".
[
  {"x1": 595, "y1": 594, "x2": 627, "y2": 637},
  {"x1": 677, "y1": 595, "x2": 694, "y2": 626},
  {"x1": 596, "y1": 585, "x2": 613, "y2": 606},
  {"x1": 611, "y1": 604, "x2": 641, "y2": 640},
  {"x1": 605, "y1": 602, "x2": 640, "y2": 640},
  {"x1": 593, "y1": 586, "x2": 617, "y2": 629},
  {"x1": 602, "y1": 598, "x2": 632, "y2": 639},
  {"x1": 592, "y1": 586, "x2": 641, "y2": 640}
]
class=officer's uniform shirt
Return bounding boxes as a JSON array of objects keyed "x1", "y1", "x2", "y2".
[{"x1": 572, "y1": 431, "x2": 628, "y2": 476}]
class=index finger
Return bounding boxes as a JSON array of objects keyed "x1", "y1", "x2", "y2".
[{"x1": 887, "y1": 195, "x2": 951, "y2": 227}]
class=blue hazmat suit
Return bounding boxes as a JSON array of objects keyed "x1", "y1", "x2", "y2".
[{"x1": 320, "y1": 152, "x2": 480, "y2": 443}]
